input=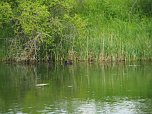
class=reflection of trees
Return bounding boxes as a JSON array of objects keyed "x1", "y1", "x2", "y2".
[
  {"x1": 0, "y1": 63, "x2": 37, "y2": 113},
  {"x1": 0, "y1": 63, "x2": 152, "y2": 113},
  {"x1": 45, "y1": 63, "x2": 152, "y2": 100}
]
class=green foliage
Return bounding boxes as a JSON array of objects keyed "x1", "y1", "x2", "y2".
[
  {"x1": 131, "y1": 0, "x2": 152, "y2": 17},
  {"x1": 74, "y1": 0, "x2": 152, "y2": 61},
  {"x1": 0, "y1": 2, "x2": 13, "y2": 26},
  {"x1": 18, "y1": 1, "x2": 49, "y2": 35},
  {"x1": 0, "y1": 0, "x2": 87, "y2": 61},
  {"x1": 0, "y1": 0, "x2": 151, "y2": 62}
]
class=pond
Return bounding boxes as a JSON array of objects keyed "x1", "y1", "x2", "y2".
[{"x1": 0, "y1": 62, "x2": 152, "y2": 114}]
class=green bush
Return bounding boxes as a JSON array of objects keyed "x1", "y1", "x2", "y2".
[{"x1": 0, "y1": 0, "x2": 87, "y2": 61}]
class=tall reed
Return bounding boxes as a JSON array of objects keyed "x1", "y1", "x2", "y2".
[{"x1": 72, "y1": 0, "x2": 152, "y2": 62}]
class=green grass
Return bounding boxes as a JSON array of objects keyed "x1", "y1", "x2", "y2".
[{"x1": 72, "y1": 0, "x2": 152, "y2": 62}]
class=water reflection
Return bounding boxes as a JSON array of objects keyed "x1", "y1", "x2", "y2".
[
  {"x1": 37, "y1": 98, "x2": 152, "y2": 114},
  {"x1": 0, "y1": 62, "x2": 152, "y2": 114}
]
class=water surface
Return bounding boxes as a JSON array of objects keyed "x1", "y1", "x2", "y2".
[{"x1": 0, "y1": 62, "x2": 152, "y2": 114}]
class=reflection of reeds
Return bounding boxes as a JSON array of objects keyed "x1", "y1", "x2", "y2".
[{"x1": 0, "y1": 64, "x2": 37, "y2": 88}]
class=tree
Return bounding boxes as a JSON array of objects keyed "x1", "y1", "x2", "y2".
[{"x1": 2, "y1": 0, "x2": 87, "y2": 62}]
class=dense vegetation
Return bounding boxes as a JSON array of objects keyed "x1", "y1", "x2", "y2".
[{"x1": 0, "y1": 0, "x2": 152, "y2": 63}]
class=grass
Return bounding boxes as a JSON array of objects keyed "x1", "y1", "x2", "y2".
[{"x1": 72, "y1": 0, "x2": 152, "y2": 62}]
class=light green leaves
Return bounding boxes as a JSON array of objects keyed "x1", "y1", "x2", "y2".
[
  {"x1": 18, "y1": 1, "x2": 49, "y2": 35},
  {"x1": 0, "y1": 2, "x2": 13, "y2": 26}
]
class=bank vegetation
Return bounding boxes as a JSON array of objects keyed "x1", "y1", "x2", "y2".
[{"x1": 0, "y1": 0, "x2": 152, "y2": 63}]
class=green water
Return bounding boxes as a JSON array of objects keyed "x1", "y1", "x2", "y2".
[{"x1": 0, "y1": 62, "x2": 152, "y2": 114}]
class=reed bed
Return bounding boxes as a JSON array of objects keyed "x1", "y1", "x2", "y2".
[
  {"x1": 71, "y1": 0, "x2": 152, "y2": 62},
  {"x1": 0, "y1": 0, "x2": 152, "y2": 63}
]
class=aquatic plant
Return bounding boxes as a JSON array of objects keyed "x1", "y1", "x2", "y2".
[{"x1": 0, "y1": 0, "x2": 151, "y2": 62}]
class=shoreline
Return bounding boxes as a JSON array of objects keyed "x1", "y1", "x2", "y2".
[{"x1": 0, "y1": 57, "x2": 151, "y2": 65}]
